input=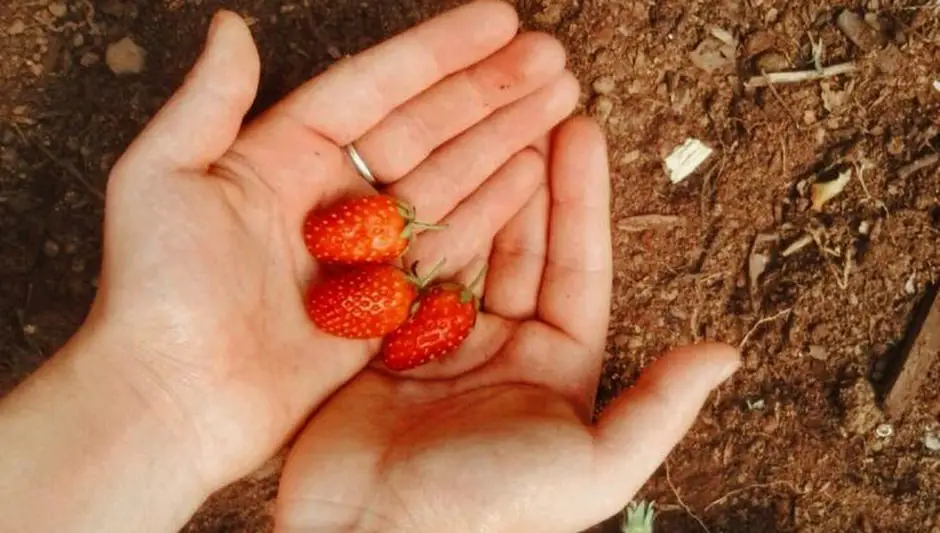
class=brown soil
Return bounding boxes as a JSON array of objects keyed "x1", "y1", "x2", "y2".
[{"x1": 2, "y1": 1, "x2": 938, "y2": 532}]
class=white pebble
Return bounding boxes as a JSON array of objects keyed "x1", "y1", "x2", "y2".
[{"x1": 106, "y1": 37, "x2": 146, "y2": 75}]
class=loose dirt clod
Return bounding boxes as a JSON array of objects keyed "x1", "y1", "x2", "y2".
[
  {"x1": 106, "y1": 37, "x2": 146, "y2": 75},
  {"x1": 840, "y1": 379, "x2": 883, "y2": 436},
  {"x1": 7, "y1": 19, "x2": 25, "y2": 35},
  {"x1": 48, "y1": 2, "x2": 68, "y2": 18},
  {"x1": 689, "y1": 37, "x2": 735, "y2": 73},
  {"x1": 836, "y1": 10, "x2": 883, "y2": 51}
]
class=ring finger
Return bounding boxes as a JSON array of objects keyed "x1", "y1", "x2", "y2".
[{"x1": 350, "y1": 32, "x2": 566, "y2": 184}]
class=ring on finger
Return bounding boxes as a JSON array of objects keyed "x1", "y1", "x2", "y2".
[{"x1": 345, "y1": 144, "x2": 377, "y2": 184}]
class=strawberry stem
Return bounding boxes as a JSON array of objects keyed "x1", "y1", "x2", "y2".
[
  {"x1": 460, "y1": 265, "x2": 488, "y2": 304},
  {"x1": 407, "y1": 258, "x2": 446, "y2": 289},
  {"x1": 410, "y1": 221, "x2": 448, "y2": 231}
]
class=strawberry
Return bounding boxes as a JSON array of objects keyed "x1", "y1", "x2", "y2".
[
  {"x1": 305, "y1": 263, "x2": 442, "y2": 339},
  {"x1": 381, "y1": 273, "x2": 483, "y2": 371},
  {"x1": 303, "y1": 195, "x2": 440, "y2": 264}
]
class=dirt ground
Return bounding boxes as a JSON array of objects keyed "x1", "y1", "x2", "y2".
[{"x1": 2, "y1": 0, "x2": 939, "y2": 532}]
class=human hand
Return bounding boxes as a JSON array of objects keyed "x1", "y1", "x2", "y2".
[
  {"x1": 86, "y1": 0, "x2": 578, "y2": 491},
  {"x1": 275, "y1": 115, "x2": 742, "y2": 532}
]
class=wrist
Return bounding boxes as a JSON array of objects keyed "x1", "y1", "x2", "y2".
[{"x1": 0, "y1": 324, "x2": 212, "y2": 532}]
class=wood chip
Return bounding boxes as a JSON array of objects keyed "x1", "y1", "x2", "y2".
[
  {"x1": 884, "y1": 286, "x2": 940, "y2": 419},
  {"x1": 811, "y1": 169, "x2": 852, "y2": 211},
  {"x1": 618, "y1": 214, "x2": 684, "y2": 233},
  {"x1": 664, "y1": 138, "x2": 713, "y2": 183},
  {"x1": 781, "y1": 234, "x2": 814, "y2": 257}
]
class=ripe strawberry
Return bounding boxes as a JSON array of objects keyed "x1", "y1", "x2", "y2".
[
  {"x1": 381, "y1": 278, "x2": 482, "y2": 372},
  {"x1": 303, "y1": 195, "x2": 439, "y2": 264},
  {"x1": 305, "y1": 262, "x2": 444, "y2": 339}
]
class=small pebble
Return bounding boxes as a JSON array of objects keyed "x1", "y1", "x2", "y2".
[
  {"x1": 71, "y1": 257, "x2": 86, "y2": 273},
  {"x1": 925, "y1": 432, "x2": 940, "y2": 452},
  {"x1": 875, "y1": 423, "x2": 894, "y2": 439},
  {"x1": 7, "y1": 19, "x2": 26, "y2": 35},
  {"x1": 808, "y1": 345, "x2": 827, "y2": 361},
  {"x1": 48, "y1": 1, "x2": 68, "y2": 18},
  {"x1": 756, "y1": 51, "x2": 789, "y2": 73},
  {"x1": 621, "y1": 149, "x2": 641, "y2": 165},
  {"x1": 72, "y1": 33, "x2": 85, "y2": 48},
  {"x1": 592, "y1": 95, "x2": 614, "y2": 125},
  {"x1": 43, "y1": 240, "x2": 60, "y2": 258},
  {"x1": 592, "y1": 76, "x2": 616, "y2": 95},
  {"x1": 106, "y1": 37, "x2": 146, "y2": 75},
  {"x1": 28, "y1": 63, "x2": 44, "y2": 77},
  {"x1": 22, "y1": 324, "x2": 38, "y2": 336}
]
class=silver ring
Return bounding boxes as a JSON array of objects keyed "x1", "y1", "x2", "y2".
[{"x1": 345, "y1": 144, "x2": 376, "y2": 184}]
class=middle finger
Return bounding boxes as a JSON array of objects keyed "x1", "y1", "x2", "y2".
[
  {"x1": 390, "y1": 71, "x2": 579, "y2": 224},
  {"x1": 353, "y1": 32, "x2": 566, "y2": 183}
]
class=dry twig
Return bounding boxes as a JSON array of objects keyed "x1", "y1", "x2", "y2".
[
  {"x1": 745, "y1": 62, "x2": 858, "y2": 88},
  {"x1": 739, "y1": 309, "x2": 792, "y2": 350},
  {"x1": 704, "y1": 481, "x2": 801, "y2": 512}
]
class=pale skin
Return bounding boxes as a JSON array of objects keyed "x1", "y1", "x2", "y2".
[{"x1": 0, "y1": 3, "x2": 740, "y2": 533}]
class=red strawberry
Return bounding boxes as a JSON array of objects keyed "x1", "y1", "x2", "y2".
[
  {"x1": 303, "y1": 195, "x2": 439, "y2": 264},
  {"x1": 381, "y1": 279, "x2": 482, "y2": 371},
  {"x1": 305, "y1": 262, "x2": 444, "y2": 339}
]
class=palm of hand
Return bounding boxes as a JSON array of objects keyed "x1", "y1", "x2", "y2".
[
  {"x1": 93, "y1": 4, "x2": 739, "y2": 528},
  {"x1": 93, "y1": 4, "x2": 581, "y2": 487}
]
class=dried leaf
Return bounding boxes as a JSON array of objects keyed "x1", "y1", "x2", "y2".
[{"x1": 811, "y1": 170, "x2": 852, "y2": 211}]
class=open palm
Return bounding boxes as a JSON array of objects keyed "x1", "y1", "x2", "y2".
[
  {"x1": 275, "y1": 117, "x2": 741, "y2": 533},
  {"x1": 91, "y1": 2, "x2": 581, "y2": 489}
]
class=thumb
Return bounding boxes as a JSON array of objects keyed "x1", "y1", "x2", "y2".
[
  {"x1": 589, "y1": 343, "x2": 740, "y2": 514},
  {"x1": 120, "y1": 11, "x2": 261, "y2": 174}
]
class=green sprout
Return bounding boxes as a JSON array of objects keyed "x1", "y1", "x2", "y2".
[{"x1": 621, "y1": 501, "x2": 655, "y2": 533}]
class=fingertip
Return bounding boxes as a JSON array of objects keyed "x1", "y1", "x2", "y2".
[
  {"x1": 473, "y1": 0, "x2": 521, "y2": 36},
  {"x1": 555, "y1": 115, "x2": 607, "y2": 158},
  {"x1": 514, "y1": 32, "x2": 568, "y2": 74},
  {"x1": 205, "y1": 10, "x2": 261, "y2": 93}
]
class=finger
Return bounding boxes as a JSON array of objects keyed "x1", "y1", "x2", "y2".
[
  {"x1": 484, "y1": 185, "x2": 549, "y2": 320},
  {"x1": 590, "y1": 343, "x2": 741, "y2": 513},
  {"x1": 355, "y1": 32, "x2": 566, "y2": 183},
  {"x1": 405, "y1": 148, "x2": 545, "y2": 278},
  {"x1": 537, "y1": 116, "x2": 612, "y2": 352},
  {"x1": 117, "y1": 11, "x2": 260, "y2": 175},
  {"x1": 276, "y1": 0, "x2": 519, "y2": 145},
  {"x1": 391, "y1": 72, "x2": 580, "y2": 224}
]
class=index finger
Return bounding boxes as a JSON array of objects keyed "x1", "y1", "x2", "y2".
[
  {"x1": 537, "y1": 117, "x2": 613, "y2": 352},
  {"x1": 277, "y1": 0, "x2": 519, "y2": 145}
]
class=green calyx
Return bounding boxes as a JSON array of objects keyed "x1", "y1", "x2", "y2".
[{"x1": 396, "y1": 200, "x2": 447, "y2": 241}]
